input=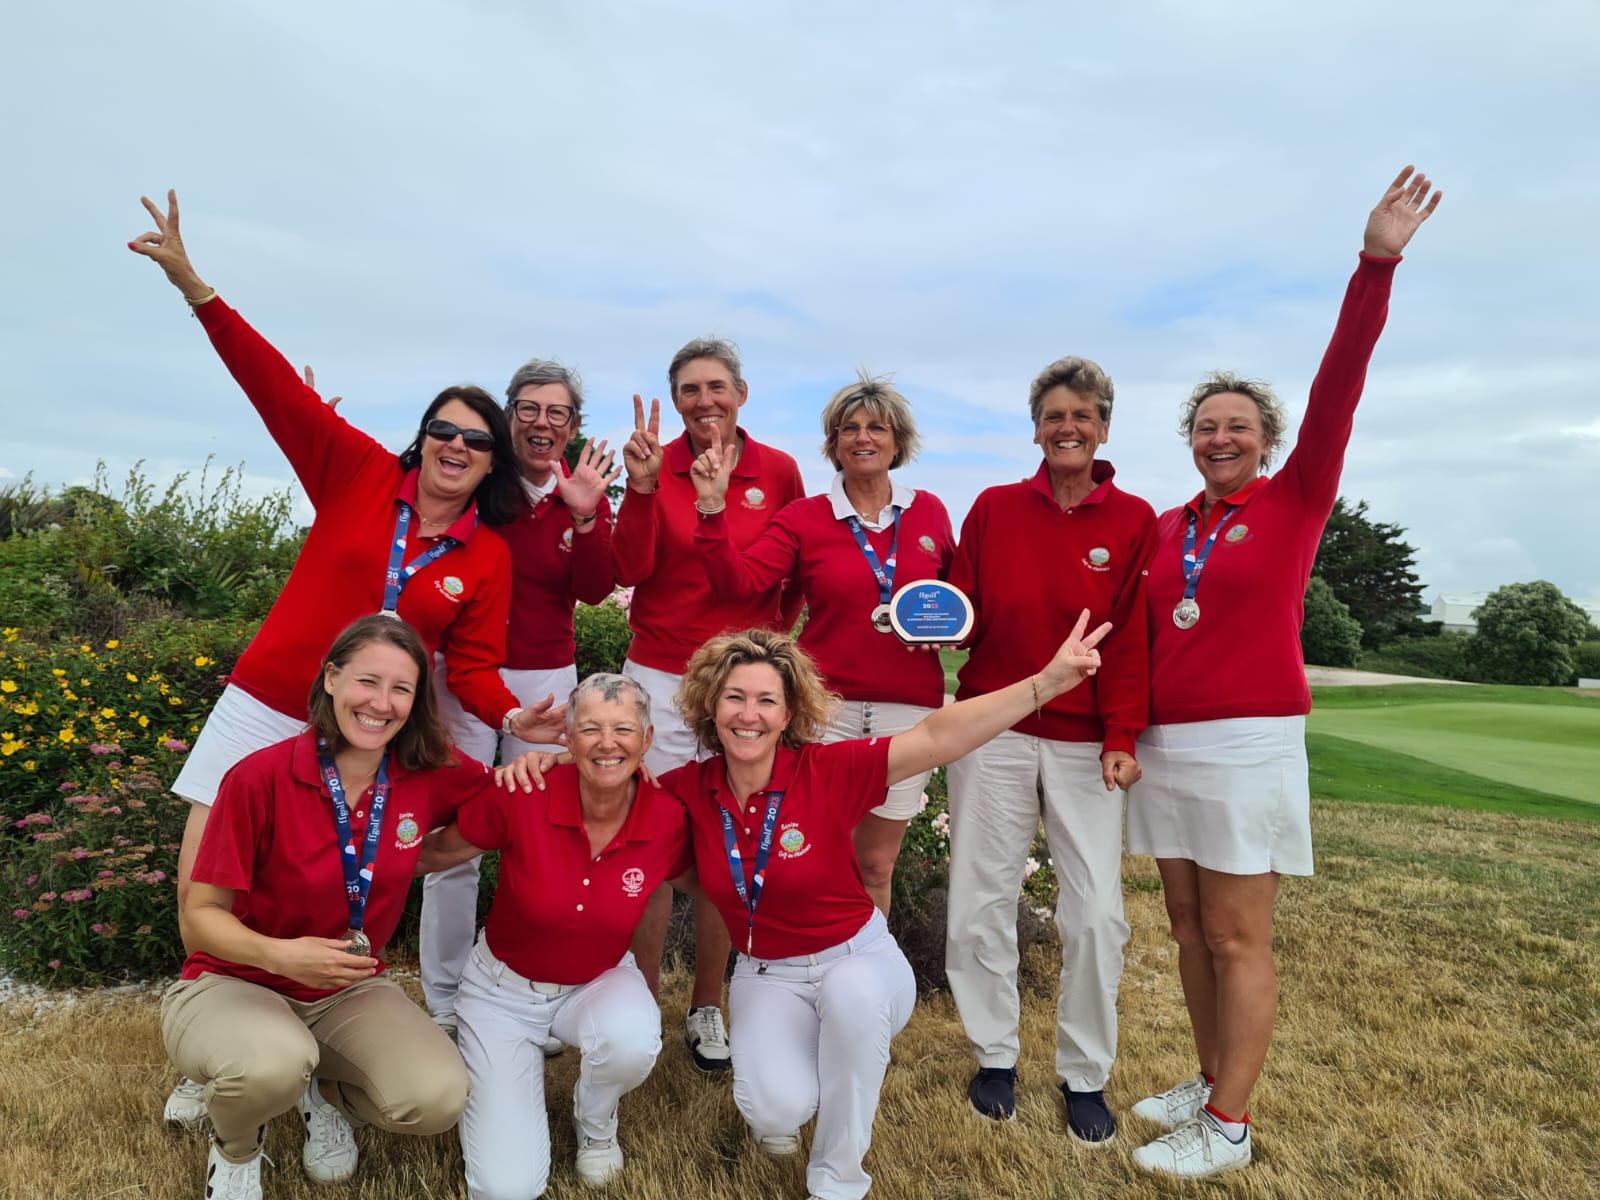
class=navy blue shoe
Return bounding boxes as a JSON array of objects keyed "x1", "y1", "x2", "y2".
[
  {"x1": 1061, "y1": 1085, "x2": 1117, "y2": 1146},
  {"x1": 968, "y1": 1067, "x2": 1017, "y2": 1121}
]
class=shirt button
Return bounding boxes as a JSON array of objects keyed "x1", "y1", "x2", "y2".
[
  {"x1": 744, "y1": 827, "x2": 751, "y2": 835},
  {"x1": 355, "y1": 810, "x2": 364, "y2": 819},
  {"x1": 582, "y1": 878, "x2": 590, "y2": 886},
  {"x1": 748, "y1": 806, "x2": 755, "y2": 814},
  {"x1": 576, "y1": 904, "x2": 584, "y2": 912}
]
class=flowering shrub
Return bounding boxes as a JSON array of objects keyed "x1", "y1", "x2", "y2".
[{"x1": 573, "y1": 590, "x2": 634, "y2": 679}]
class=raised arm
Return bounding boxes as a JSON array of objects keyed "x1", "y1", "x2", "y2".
[
  {"x1": 128, "y1": 189, "x2": 215, "y2": 304},
  {"x1": 1363, "y1": 165, "x2": 1441, "y2": 259},
  {"x1": 885, "y1": 610, "x2": 1110, "y2": 785}
]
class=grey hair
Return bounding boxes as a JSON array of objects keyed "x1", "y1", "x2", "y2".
[
  {"x1": 819, "y1": 370, "x2": 921, "y2": 470},
  {"x1": 566, "y1": 672, "x2": 653, "y2": 734},
  {"x1": 1027, "y1": 356, "x2": 1114, "y2": 424},
  {"x1": 505, "y1": 358, "x2": 584, "y2": 422},
  {"x1": 668, "y1": 336, "x2": 744, "y2": 397},
  {"x1": 1179, "y1": 371, "x2": 1287, "y2": 469}
]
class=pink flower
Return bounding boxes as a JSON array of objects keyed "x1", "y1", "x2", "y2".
[
  {"x1": 24, "y1": 874, "x2": 36, "y2": 886},
  {"x1": 12, "y1": 909, "x2": 29, "y2": 919},
  {"x1": 90, "y1": 923, "x2": 104, "y2": 933},
  {"x1": 164, "y1": 738, "x2": 189, "y2": 752},
  {"x1": 61, "y1": 888, "x2": 94, "y2": 903},
  {"x1": 90, "y1": 742, "x2": 122, "y2": 755},
  {"x1": 135, "y1": 924, "x2": 152, "y2": 936},
  {"x1": 97, "y1": 870, "x2": 114, "y2": 878},
  {"x1": 58, "y1": 781, "x2": 79, "y2": 792},
  {"x1": 37, "y1": 892, "x2": 56, "y2": 902},
  {"x1": 106, "y1": 805, "x2": 122, "y2": 815},
  {"x1": 47, "y1": 960, "x2": 60, "y2": 970},
  {"x1": 72, "y1": 848, "x2": 90, "y2": 860}
]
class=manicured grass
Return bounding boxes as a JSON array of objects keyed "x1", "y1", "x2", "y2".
[{"x1": 938, "y1": 648, "x2": 967, "y2": 694}]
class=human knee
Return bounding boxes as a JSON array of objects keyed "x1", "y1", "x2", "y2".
[
  {"x1": 588, "y1": 1018, "x2": 662, "y2": 1083},
  {"x1": 1054, "y1": 888, "x2": 1127, "y2": 944},
  {"x1": 1199, "y1": 909, "x2": 1272, "y2": 962},
  {"x1": 1164, "y1": 897, "x2": 1207, "y2": 950},
  {"x1": 734, "y1": 1065, "x2": 818, "y2": 1135},
  {"x1": 857, "y1": 850, "x2": 895, "y2": 891},
  {"x1": 371, "y1": 1060, "x2": 469, "y2": 1136},
  {"x1": 208, "y1": 1047, "x2": 313, "y2": 1116}
]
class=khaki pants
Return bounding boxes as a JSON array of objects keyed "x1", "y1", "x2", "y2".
[{"x1": 161, "y1": 971, "x2": 468, "y2": 1160}]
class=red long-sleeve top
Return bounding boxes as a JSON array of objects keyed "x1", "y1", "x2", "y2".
[
  {"x1": 497, "y1": 474, "x2": 615, "y2": 669},
  {"x1": 1147, "y1": 254, "x2": 1399, "y2": 725},
  {"x1": 949, "y1": 461, "x2": 1157, "y2": 756},
  {"x1": 193, "y1": 298, "x2": 519, "y2": 726},
  {"x1": 693, "y1": 488, "x2": 954, "y2": 707},
  {"x1": 611, "y1": 428, "x2": 806, "y2": 673}
]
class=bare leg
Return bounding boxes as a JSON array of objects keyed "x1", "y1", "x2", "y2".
[
  {"x1": 1155, "y1": 857, "x2": 1217, "y2": 1078},
  {"x1": 852, "y1": 813, "x2": 910, "y2": 915},
  {"x1": 628, "y1": 885, "x2": 671, "y2": 1000},
  {"x1": 691, "y1": 895, "x2": 731, "y2": 1009},
  {"x1": 1195, "y1": 867, "x2": 1279, "y2": 1117}
]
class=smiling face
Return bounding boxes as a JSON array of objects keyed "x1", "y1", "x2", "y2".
[
  {"x1": 713, "y1": 662, "x2": 790, "y2": 769},
  {"x1": 321, "y1": 640, "x2": 419, "y2": 755},
  {"x1": 508, "y1": 381, "x2": 576, "y2": 485},
  {"x1": 570, "y1": 691, "x2": 652, "y2": 793},
  {"x1": 1032, "y1": 385, "x2": 1107, "y2": 480},
  {"x1": 1190, "y1": 391, "x2": 1270, "y2": 497},
  {"x1": 673, "y1": 357, "x2": 747, "y2": 453},
  {"x1": 419, "y1": 397, "x2": 495, "y2": 510},
  {"x1": 833, "y1": 402, "x2": 898, "y2": 483}
]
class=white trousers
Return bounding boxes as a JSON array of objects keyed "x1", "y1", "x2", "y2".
[
  {"x1": 730, "y1": 911, "x2": 914, "y2": 1200},
  {"x1": 457, "y1": 938, "x2": 661, "y2": 1200},
  {"x1": 944, "y1": 730, "x2": 1129, "y2": 1090},
  {"x1": 621, "y1": 658, "x2": 703, "y2": 774},
  {"x1": 421, "y1": 658, "x2": 575, "y2": 1020}
]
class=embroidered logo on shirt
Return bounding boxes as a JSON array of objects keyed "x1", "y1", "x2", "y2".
[
  {"x1": 1083, "y1": 546, "x2": 1112, "y2": 573},
  {"x1": 741, "y1": 486, "x2": 766, "y2": 510},
  {"x1": 777, "y1": 823, "x2": 811, "y2": 859},
  {"x1": 918, "y1": 534, "x2": 936, "y2": 556},
  {"x1": 442, "y1": 576, "x2": 464, "y2": 595},
  {"x1": 621, "y1": 867, "x2": 646, "y2": 896},
  {"x1": 394, "y1": 814, "x2": 420, "y2": 849},
  {"x1": 1225, "y1": 525, "x2": 1249, "y2": 543},
  {"x1": 560, "y1": 528, "x2": 574, "y2": 552}
]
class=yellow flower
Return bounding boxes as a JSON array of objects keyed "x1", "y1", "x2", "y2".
[
  {"x1": 2, "y1": 627, "x2": 18, "y2": 642},
  {"x1": 17, "y1": 700, "x2": 38, "y2": 715},
  {"x1": 168, "y1": 696, "x2": 183, "y2": 706},
  {"x1": 57, "y1": 728, "x2": 75, "y2": 744},
  {"x1": 106, "y1": 639, "x2": 120, "y2": 649},
  {"x1": 52, "y1": 669, "x2": 66, "y2": 678},
  {"x1": 1, "y1": 741, "x2": 22, "y2": 757},
  {"x1": 63, "y1": 690, "x2": 78, "y2": 702},
  {"x1": 79, "y1": 643, "x2": 92, "y2": 654},
  {"x1": 138, "y1": 715, "x2": 150, "y2": 728},
  {"x1": 126, "y1": 673, "x2": 139, "y2": 683},
  {"x1": 0, "y1": 679, "x2": 15, "y2": 692},
  {"x1": 100, "y1": 707, "x2": 117, "y2": 719},
  {"x1": 22, "y1": 760, "x2": 35, "y2": 770},
  {"x1": 194, "y1": 655, "x2": 214, "y2": 667}
]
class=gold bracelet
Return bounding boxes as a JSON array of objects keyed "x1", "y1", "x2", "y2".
[
  {"x1": 695, "y1": 500, "x2": 727, "y2": 516},
  {"x1": 184, "y1": 287, "x2": 217, "y2": 307},
  {"x1": 1031, "y1": 674, "x2": 1041, "y2": 718}
]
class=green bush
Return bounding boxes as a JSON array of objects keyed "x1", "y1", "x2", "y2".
[
  {"x1": 1569, "y1": 641, "x2": 1600, "y2": 685},
  {"x1": 1468, "y1": 581, "x2": 1591, "y2": 687},
  {"x1": 1301, "y1": 577, "x2": 1363, "y2": 667},
  {"x1": 1358, "y1": 630, "x2": 1472, "y2": 680},
  {"x1": 573, "y1": 591, "x2": 635, "y2": 678}
]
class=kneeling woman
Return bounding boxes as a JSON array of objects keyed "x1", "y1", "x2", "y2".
[
  {"x1": 163, "y1": 615, "x2": 491, "y2": 1198},
  {"x1": 663, "y1": 617, "x2": 1108, "y2": 1200},
  {"x1": 419, "y1": 673, "x2": 691, "y2": 1199}
]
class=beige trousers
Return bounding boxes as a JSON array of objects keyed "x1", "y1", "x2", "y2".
[{"x1": 161, "y1": 971, "x2": 468, "y2": 1160}]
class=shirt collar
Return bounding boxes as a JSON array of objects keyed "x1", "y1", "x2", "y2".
[
  {"x1": 519, "y1": 461, "x2": 568, "y2": 508},
  {"x1": 828, "y1": 472, "x2": 915, "y2": 527},
  {"x1": 290, "y1": 728, "x2": 413, "y2": 794},
  {"x1": 396, "y1": 468, "x2": 480, "y2": 540},
  {"x1": 1027, "y1": 459, "x2": 1116, "y2": 507},
  {"x1": 708, "y1": 743, "x2": 799, "y2": 811},
  {"x1": 548, "y1": 764, "x2": 659, "y2": 845},
  {"x1": 665, "y1": 426, "x2": 763, "y2": 479},
  {"x1": 1182, "y1": 473, "x2": 1269, "y2": 518}
]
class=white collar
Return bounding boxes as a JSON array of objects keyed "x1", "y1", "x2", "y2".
[
  {"x1": 828, "y1": 472, "x2": 914, "y2": 530},
  {"x1": 520, "y1": 472, "x2": 558, "y2": 506}
]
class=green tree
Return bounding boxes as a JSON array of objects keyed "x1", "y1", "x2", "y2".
[
  {"x1": 1301, "y1": 576, "x2": 1363, "y2": 667},
  {"x1": 1467, "y1": 581, "x2": 1591, "y2": 686},
  {"x1": 1312, "y1": 497, "x2": 1425, "y2": 646}
]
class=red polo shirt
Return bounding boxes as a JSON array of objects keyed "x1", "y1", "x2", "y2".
[
  {"x1": 661, "y1": 738, "x2": 888, "y2": 959},
  {"x1": 1147, "y1": 254, "x2": 1399, "y2": 725},
  {"x1": 497, "y1": 471, "x2": 615, "y2": 669},
  {"x1": 183, "y1": 731, "x2": 494, "y2": 1001},
  {"x1": 456, "y1": 764, "x2": 691, "y2": 984},
  {"x1": 611, "y1": 428, "x2": 806, "y2": 673},
  {"x1": 693, "y1": 489, "x2": 954, "y2": 707},
  {"x1": 948, "y1": 460, "x2": 1157, "y2": 755},
  {"x1": 194, "y1": 297, "x2": 519, "y2": 728}
]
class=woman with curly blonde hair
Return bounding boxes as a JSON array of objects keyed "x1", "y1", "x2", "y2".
[{"x1": 660, "y1": 617, "x2": 1109, "y2": 1200}]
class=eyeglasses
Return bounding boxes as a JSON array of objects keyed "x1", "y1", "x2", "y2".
[
  {"x1": 837, "y1": 421, "x2": 893, "y2": 439},
  {"x1": 424, "y1": 419, "x2": 495, "y2": 452},
  {"x1": 509, "y1": 400, "x2": 575, "y2": 429}
]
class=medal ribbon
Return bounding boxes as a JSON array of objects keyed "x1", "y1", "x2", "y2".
[
  {"x1": 1180, "y1": 504, "x2": 1239, "y2": 602},
  {"x1": 317, "y1": 739, "x2": 391, "y2": 934},
  {"x1": 845, "y1": 507, "x2": 901, "y2": 605},
  {"x1": 381, "y1": 503, "x2": 468, "y2": 615},
  {"x1": 718, "y1": 789, "x2": 784, "y2": 956}
]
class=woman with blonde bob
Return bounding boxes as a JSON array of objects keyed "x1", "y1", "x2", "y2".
[
  {"x1": 659, "y1": 616, "x2": 1109, "y2": 1200},
  {"x1": 689, "y1": 371, "x2": 955, "y2": 913}
]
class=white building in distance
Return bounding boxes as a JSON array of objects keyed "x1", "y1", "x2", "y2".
[{"x1": 1426, "y1": 592, "x2": 1600, "y2": 633}]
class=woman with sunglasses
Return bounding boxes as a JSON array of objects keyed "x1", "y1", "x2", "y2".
[{"x1": 129, "y1": 189, "x2": 567, "y2": 1124}]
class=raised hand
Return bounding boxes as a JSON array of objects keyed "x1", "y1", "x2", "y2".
[
  {"x1": 689, "y1": 425, "x2": 733, "y2": 509},
  {"x1": 127, "y1": 189, "x2": 213, "y2": 303},
  {"x1": 555, "y1": 436, "x2": 621, "y2": 516},
  {"x1": 303, "y1": 365, "x2": 342, "y2": 411},
  {"x1": 508, "y1": 693, "x2": 568, "y2": 747},
  {"x1": 623, "y1": 393, "x2": 664, "y2": 492},
  {"x1": 1363, "y1": 166, "x2": 1442, "y2": 258},
  {"x1": 266, "y1": 935, "x2": 378, "y2": 990},
  {"x1": 1039, "y1": 609, "x2": 1112, "y2": 692}
]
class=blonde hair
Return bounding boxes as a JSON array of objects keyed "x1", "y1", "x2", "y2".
[
  {"x1": 1179, "y1": 371, "x2": 1287, "y2": 468},
  {"x1": 819, "y1": 370, "x2": 921, "y2": 470},
  {"x1": 675, "y1": 628, "x2": 840, "y2": 754}
]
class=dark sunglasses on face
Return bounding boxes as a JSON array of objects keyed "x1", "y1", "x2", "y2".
[
  {"x1": 509, "y1": 400, "x2": 575, "y2": 429},
  {"x1": 425, "y1": 419, "x2": 495, "y2": 452}
]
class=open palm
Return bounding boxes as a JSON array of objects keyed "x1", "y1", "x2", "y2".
[{"x1": 1363, "y1": 166, "x2": 1442, "y2": 257}]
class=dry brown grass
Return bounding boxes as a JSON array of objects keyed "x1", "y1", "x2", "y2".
[{"x1": 4, "y1": 799, "x2": 1599, "y2": 1200}]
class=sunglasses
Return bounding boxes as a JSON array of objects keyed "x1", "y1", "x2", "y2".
[
  {"x1": 509, "y1": 400, "x2": 575, "y2": 429},
  {"x1": 424, "y1": 419, "x2": 495, "y2": 452}
]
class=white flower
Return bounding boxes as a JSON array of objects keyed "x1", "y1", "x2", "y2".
[{"x1": 1023, "y1": 856, "x2": 1041, "y2": 880}]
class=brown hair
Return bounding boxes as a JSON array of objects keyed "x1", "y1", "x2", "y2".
[
  {"x1": 675, "y1": 628, "x2": 840, "y2": 754},
  {"x1": 305, "y1": 615, "x2": 455, "y2": 771},
  {"x1": 1179, "y1": 370, "x2": 1286, "y2": 468}
]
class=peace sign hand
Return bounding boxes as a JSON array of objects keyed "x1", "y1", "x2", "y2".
[
  {"x1": 1039, "y1": 609, "x2": 1113, "y2": 693},
  {"x1": 127, "y1": 189, "x2": 213, "y2": 304},
  {"x1": 1363, "y1": 165, "x2": 1442, "y2": 258},
  {"x1": 690, "y1": 425, "x2": 733, "y2": 509},
  {"x1": 623, "y1": 394, "x2": 664, "y2": 492},
  {"x1": 556, "y1": 437, "x2": 622, "y2": 516}
]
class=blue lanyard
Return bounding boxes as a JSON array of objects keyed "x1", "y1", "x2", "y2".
[
  {"x1": 317, "y1": 741, "x2": 391, "y2": 933},
  {"x1": 382, "y1": 503, "x2": 467, "y2": 615},
  {"x1": 845, "y1": 508, "x2": 901, "y2": 605},
  {"x1": 718, "y1": 789, "x2": 784, "y2": 956},
  {"x1": 1180, "y1": 505, "x2": 1239, "y2": 601}
]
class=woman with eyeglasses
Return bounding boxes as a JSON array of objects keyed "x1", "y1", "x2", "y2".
[
  {"x1": 686, "y1": 373, "x2": 954, "y2": 914},
  {"x1": 129, "y1": 189, "x2": 568, "y2": 1125},
  {"x1": 420, "y1": 359, "x2": 623, "y2": 1038}
]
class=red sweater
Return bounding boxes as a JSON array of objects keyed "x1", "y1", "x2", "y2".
[
  {"x1": 496, "y1": 474, "x2": 614, "y2": 670},
  {"x1": 1147, "y1": 254, "x2": 1399, "y2": 725},
  {"x1": 611, "y1": 428, "x2": 806, "y2": 673},
  {"x1": 195, "y1": 298, "x2": 519, "y2": 726},
  {"x1": 694, "y1": 489, "x2": 954, "y2": 707},
  {"x1": 949, "y1": 461, "x2": 1156, "y2": 756}
]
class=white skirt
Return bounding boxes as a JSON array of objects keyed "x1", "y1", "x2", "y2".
[{"x1": 1126, "y1": 716, "x2": 1313, "y2": 877}]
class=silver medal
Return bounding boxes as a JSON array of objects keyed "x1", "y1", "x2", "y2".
[
  {"x1": 1172, "y1": 598, "x2": 1200, "y2": 630},
  {"x1": 342, "y1": 928, "x2": 372, "y2": 956},
  {"x1": 870, "y1": 604, "x2": 893, "y2": 634}
]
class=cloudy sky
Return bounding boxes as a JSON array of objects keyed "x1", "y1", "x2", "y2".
[{"x1": 6, "y1": 1, "x2": 1598, "y2": 603}]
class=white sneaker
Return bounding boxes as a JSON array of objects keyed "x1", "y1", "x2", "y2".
[
  {"x1": 1131, "y1": 1072, "x2": 1212, "y2": 1130},
  {"x1": 1132, "y1": 1111, "x2": 1252, "y2": 1178},
  {"x1": 574, "y1": 1132, "x2": 623, "y2": 1187},
  {"x1": 756, "y1": 1132, "x2": 801, "y2": 1156},
  {"x1": 165, "y1": 1075, "x2": 208, "y2": 1128},
  {"x1": 297, "y1": 1080, "x2": 359, "y2": 1183},
  {"x1": 684, "y1": 1006, "x2": 731, "y2": 1073},
  {"x1": 204, "y1": 1140, "x2": 263, "y2": 1200}
]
